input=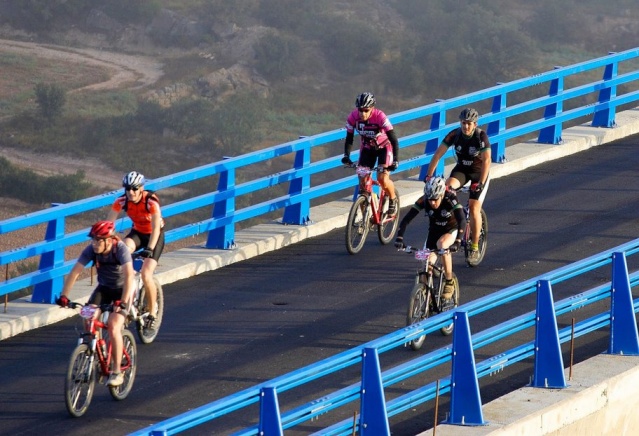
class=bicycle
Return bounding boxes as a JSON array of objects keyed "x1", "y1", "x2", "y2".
[
  {"x1": 456, "y1": 184, "x2": 488, "y2": 267},
  {"x1": 63, "y1": 302, "x2": 137, "y2": 417},
  {"x1": 401, "y1": 244, "x2": 460, "y2": 351},
  {"x1": 345, "y1": 165, "x2": 400, "y2": 255},
  {"x1": 127, "y1": 253, "x2": 164, "y2": 344}
]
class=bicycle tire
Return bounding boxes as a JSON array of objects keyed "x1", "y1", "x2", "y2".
[
  {"x1": 466, "y1": 208, "x2": 488, "y2": 267},
  {"x1": 406, "y1": 283, "x2": 431, "y2": 350},
  {"x1": 377, "y1": 188, "x2": 400, "y2": 245},
  {"x1": 439, "y1": 273, "x2": 460, "y2": 336},
  {"x1": 64, "y1": 343, "x2": 97, "y2": 418},
  {"x1": 136, "y1": 277, "x2": 164, "y2": 344},
  {"x1": 345, "y1": 195, "x2": 370, "y2": 255},
  {"x1": 109, "y1": 329, "x2": 137, "y2": 400}
]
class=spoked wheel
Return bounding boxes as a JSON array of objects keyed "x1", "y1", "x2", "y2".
[
  {"x1": 438, "y1": 273, "x2": 460, "y2": 336},
  {"x1": 345, "y1": 195, "x2": 370, "y2": 255},
  {"x1": 65, "y1": 344, "x2": 97, "y2": 418},
  {"x1": 109, "y1": 330, "x2": 137, "y2": 400},
  {"x1": 377, "y1": 188, "x2": 400, "y2": 245},
  {"x1": 406, "y1": 283, "x2": 432, "y2": 351},
  {"x1": 136, "y1": 277, "x2": 164, "y2": 344},
  {"x1": 466, "y1": 208, "x2": 488, "y2": 267}
]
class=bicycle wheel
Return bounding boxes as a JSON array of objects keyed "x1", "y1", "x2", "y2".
[
  {"x1": 439, "y1": 273, "x2": 460, "y2": 336},
  {"x1": 466, "y1": 208, "x2": 488, "y2": 267},
  {"x1": 377, "y1": 188, "x2": 400, "y2": 245},
  {"x1": 345, "y1": 195, "x2": 370, "y2": 255},
  {"x1": 406, "y1": 283, "x2": 432, "y2": 351},
  {"x1": 109, "y1": 329, "x2": 137, "y2": 400},
  {"x1": 136, "y1": 277, "x2": 164, "y2": 344},
  {"x1": 65, "y1": 343, "x2": 97, "y2": 418}
]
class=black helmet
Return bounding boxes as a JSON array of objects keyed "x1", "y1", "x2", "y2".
[
  {"x1": 459, "y1": 108, "x2": 479, "y2": 122},
  {"x1": 355, "y1": 92, "x2": 376, "y2": 109}
]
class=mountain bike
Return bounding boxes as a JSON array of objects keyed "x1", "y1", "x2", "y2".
[
  {"x1": 63, "y1": 302, "x2": 137, "y2": 417},
  {"x1": 127, "y1": 254, "x2": 164, "y2": 344},
  {"x1": 457, "y1": 184, "x2": 488, "y2": 267},
  {"x1": 401, "y1": 245, "x2": 460, "y2": 350},
  {"x1": 345, "y1": 165, "x2": 400, "y2": 255}
]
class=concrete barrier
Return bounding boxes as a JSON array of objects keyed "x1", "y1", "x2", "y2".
[{"x1": 417, "y1": 354, "x2": 639, "y2": 435}]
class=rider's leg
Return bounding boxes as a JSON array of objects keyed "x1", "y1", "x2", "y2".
[
  {"x1": 469, "y1": 177, "x2": 489, "y2": 247},
  {"x1": 438, "y1": 233, "x2": 456, "y2": 281},
  {"x1": 469, "y1": 198, "x2": 483, "y2": 246},
  {"x1": 108, "y1": 311, "x2": 125, "y2": 373},
  {"x1": 378, "y1": 171, "x2": 396, "y2": 200},
  {"x1": 445, "y1": 175, "x2": 462, "y2": 191},
  {"x1": 123, "y1": 237, "x2": 137, "y2": 253},
  {"x1": 140, "y1": 258, "x2": 158, "y2": 315}
]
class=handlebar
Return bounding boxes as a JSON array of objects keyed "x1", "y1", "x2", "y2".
[
  {"x1": 398, "y1": 246, "x2": 449, "y2": 256},
  {"x1": 66, "y1": 301, "x2": 116, "y2": 316},
  {"x1": 344, "y1": 164, "x2": 381, "y2": 175}
]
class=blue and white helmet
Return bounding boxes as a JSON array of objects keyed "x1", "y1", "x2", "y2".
[
  {"x1": 122, "y1": 171, "x2": 145, "y2": 189},
  {"x1": 424, "y1": 177, "x2": 446, "y2": 199}
]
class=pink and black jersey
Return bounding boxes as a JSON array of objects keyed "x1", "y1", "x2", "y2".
[{"x1": 345, "y1": 108, "x2": 394, "y2": 150}]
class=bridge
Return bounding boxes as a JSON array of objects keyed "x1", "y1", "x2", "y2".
[{"x1": 2, "y1": 49, "x2": 639, "y2": 434}]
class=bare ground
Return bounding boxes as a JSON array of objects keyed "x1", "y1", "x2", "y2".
[{"x1": 0, "y1": 39, "x2": 166, "y2": 255}]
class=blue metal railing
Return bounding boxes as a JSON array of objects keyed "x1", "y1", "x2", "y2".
[
  {"x1": 2, "y1": 49, "x2": 639, "y2": 304},
  {"x1": 129, "y1": 240, "x2": 639, "y2": 435}
]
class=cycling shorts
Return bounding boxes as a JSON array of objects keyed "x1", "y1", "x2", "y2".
[{"x1": 125, "y1": 228, "x2": 165, "y2": 261}]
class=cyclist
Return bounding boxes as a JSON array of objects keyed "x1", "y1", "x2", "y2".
[
  {"x1": 56, "y1": 221, "x2": 134, "y2": 387},
  {"x1": 394, "y1": 177, "x2": 466, "y2": 300},
  {"x1": 425, "y1": 107, "x2": 491, "y2": 263},
  {"x1": 341, "y1": 92, "x2": 400, "y2": 215},
  {"x1": 107, "y1": 171, "x2": 165, "y2": 331}
]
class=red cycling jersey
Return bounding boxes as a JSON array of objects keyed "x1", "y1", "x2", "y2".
[{"x1": 111, "y1": 191, "x2": 163, "y2": 235}]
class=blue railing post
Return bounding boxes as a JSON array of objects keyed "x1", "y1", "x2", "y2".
[
  {"x1": 531, "y1": 280, "x2": 567, "y2": 388},
  {"x1": 592, "y1": 54, "x2": 618, "y2": 128},
  {"x1": 608, "y1": 252, "x2": 639, "y2": 355},
  {"x1": 259, "y1": 386, "x2": 284, "y2": 436},
  {"x1": 283, "y1": 144, "x2": 311, "y2": 225},
  {"x1": 420, "y1": 101, "x2": 446, "y2": 180},
  {"x1": 447, "y1": 311, "x2": 486, "y2": 426},
  {"x1": 206, "y1": 161, "x2": 236, "y2": 249},
  {"x1": 32, "y1": 203, "x2": 65, "y2": 303},
  {"x1": 359, "y1": 347, "x2": 390, "y2": 435},
  {"x1": 538, "y1": 69, "x2": 564, "y2": 144},
  {"x1": 487, "y1": 91, "x2": 507, "y2": 162}
]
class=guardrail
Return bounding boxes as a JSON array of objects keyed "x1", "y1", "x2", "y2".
[
  {"x1": 129, "y1": 239, "x2": 639, "y2": 435},
  {"x1": 2, "y1": 48, "x2": 639, "y2": 304}
]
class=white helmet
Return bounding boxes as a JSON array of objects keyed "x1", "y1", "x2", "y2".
[
  {"x1": 424, "y1": 177, "x2": 446, "y2": 199},
  {"x1": 122, "y1": 171, "x2": 145, "y2": 189}
]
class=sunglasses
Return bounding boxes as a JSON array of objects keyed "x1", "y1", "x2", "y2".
[
  {"x1": 358, "y1": 108, "x2": 372, "y2": 113},
  {"x1": 91, "y1": 238, "x2": 107, "y2": 244},
  {"x1": 123, "y1": 185, "x2": 140, "y2": 192}
]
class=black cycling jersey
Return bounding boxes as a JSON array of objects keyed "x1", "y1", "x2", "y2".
[
  {"x1": 397, "y1": 190, "x2": 466, "y2": 239},
  {"x1": 443, "y1": 127, "x2": 491, "y2": 173}
]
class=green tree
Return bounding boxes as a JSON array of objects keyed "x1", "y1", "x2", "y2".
[
  {"x1": 34, "y1": 83, "x2": 66, "y2": 123},
  {"x1": 204, "y1": 91, "x2": 266, "y2": 156},
  {"x1": 253, "y1": 31, "x2": 304, "y2": 81}
]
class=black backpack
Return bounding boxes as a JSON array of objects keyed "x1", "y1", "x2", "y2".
[{"x1": 118, "y1": 190, "x2": 160, "y2": 213}]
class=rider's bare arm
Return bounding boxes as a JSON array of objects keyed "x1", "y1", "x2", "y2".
[{"x1": 426, "y1": 142, "x2": 449, "y2": 177}]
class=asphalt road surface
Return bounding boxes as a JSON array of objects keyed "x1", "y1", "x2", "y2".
[{"x1": 2, "y1": 135, "x2": 639, "y2": 435}]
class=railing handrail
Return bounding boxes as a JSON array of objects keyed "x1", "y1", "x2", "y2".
[
  {"x1": 130, "y1": 238, "x2": 639, "y2": 435},
  {"x1": 3, "y1": 48, "x2": 639, "y2": 434}
]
